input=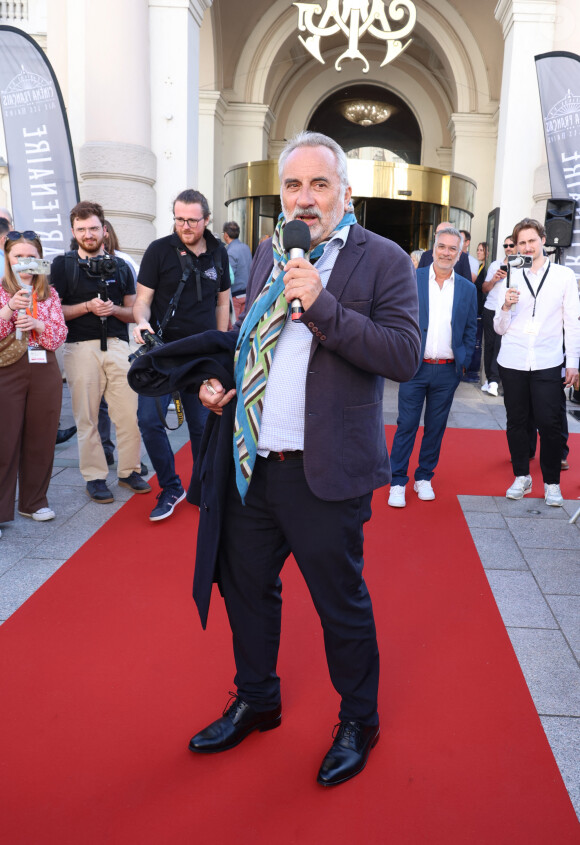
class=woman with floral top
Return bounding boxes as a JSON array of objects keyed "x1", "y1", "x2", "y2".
[{"x1": 0, "y1": 231, "x2": 67, "y2": 532}]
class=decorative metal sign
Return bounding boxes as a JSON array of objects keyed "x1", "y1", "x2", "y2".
[{"x1": 293, "y1": 0, "x2": 416, "y2": 73}]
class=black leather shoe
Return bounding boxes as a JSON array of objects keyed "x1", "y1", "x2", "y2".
[
  {"x1": 188, "y1": 693, "x2": 281, "y2": 754},
  {"x1": 317, "y1": 721, "x2": 380, "y2": 786},
  {"x1": 55, "y1": 425, "x2": 77, "y2": 445}
]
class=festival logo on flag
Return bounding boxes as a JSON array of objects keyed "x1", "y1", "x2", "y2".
[
  {"x1": 1, "y1": 67, "x2": 57, "y2": 117},
  {"x1": 541, "y1": 89, "x2": 580, "y2": 145}
]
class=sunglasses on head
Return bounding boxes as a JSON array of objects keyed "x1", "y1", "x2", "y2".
[
  {"x1": 503, "y1": 242, "x2": 515, "y2": 249},
  {"x1": 7, "y1": 230, "x2": 39, "y2": 241}
]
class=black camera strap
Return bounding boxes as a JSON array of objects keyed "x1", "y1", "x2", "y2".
[
  {"x1": 152, "y1": 249, "x2": 194, "y2": 431},
  {"x1": 157, "y1": 249, "x2": 194, "y2": 340},
  {"x1": 522, "y1": 263, "x2": 550, "y2": 318}
]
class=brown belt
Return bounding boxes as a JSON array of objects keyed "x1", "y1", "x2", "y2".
[{"x1": 423, "y1": 358, "x2": 454, "y2": 365}]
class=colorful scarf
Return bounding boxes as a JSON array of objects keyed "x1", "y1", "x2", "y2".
[{"x1": 233, "y1": 210, "x2": 357, "y2": 500}]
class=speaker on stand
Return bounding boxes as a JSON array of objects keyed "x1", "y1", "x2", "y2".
[{"x1": 544, "y1": 198, "x2": 576, "y2": 264}]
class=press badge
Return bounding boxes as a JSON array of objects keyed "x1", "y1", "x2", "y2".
[
  {"x1": 28, "y1": 348, "x2": 47, "y2": 363},
  {"x1": 524, "y1": 318, "x2": 539, "y2": 336}
]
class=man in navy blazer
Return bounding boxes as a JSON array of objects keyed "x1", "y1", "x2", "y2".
[
  {"x1": 388, "y1": 226, "x2": 477, "y2": 508},
  {"x1": 187, "y1": 132, "x2": 421, "y2": 787}
]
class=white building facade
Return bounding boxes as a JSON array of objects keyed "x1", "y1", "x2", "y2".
[{"x1": 0, "y1": 0, "x2": 578, "y2": 260}]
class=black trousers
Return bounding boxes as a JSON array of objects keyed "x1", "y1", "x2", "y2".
[
  {"x1": 527, "y1": 389, "x2": 569, "y2": 460},
  {"x1": 499, "y1": 364, "x2": 564, "y2": 484},
  {"x1": 482, "y1": 308, "x2": 501, "y2": 384},
  {"x1": 218, "y1": 455, "x2": 380, "y2": 726}
]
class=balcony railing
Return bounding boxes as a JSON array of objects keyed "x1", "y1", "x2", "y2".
[{"x1": 0, "y1": 2, "x2": 28, "y2": 20}]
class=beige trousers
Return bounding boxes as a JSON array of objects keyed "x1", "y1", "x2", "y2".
[{"x1": 63, "y1": 338, "x2": 140, "y2": 482}]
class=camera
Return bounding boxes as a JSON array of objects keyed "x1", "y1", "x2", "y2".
[
  {"x1": 128, "y1": 329, "x2": 164, "y2": 363},
  {"x1": 507, "y1": 254, "x2": 532, "y2": 270},
  {"x1": 80, "y1": 254, "x2": 117, "y2": 277}
]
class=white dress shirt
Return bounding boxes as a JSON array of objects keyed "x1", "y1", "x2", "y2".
[
  {"x1": 257, "y1": 226, "x2": 350, "y2": 454},
  {"x1": 424, "y1": 265, "x2": 455, "y2": 360},
  {"x1": 494, "y1": 259, "x2": 580, "y2": 371}
]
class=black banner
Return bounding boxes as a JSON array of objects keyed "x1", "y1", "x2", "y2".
[
  {"x1": 536, "y1": 51, "x2": 580, "y2": 281},
  {"x1": 0, "y1": 25, "x2": 79, "y2": 257}
]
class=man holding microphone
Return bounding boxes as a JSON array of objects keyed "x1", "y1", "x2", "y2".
[{"x1": 187, "y1": 131, "x2": 421, "y2": 787}]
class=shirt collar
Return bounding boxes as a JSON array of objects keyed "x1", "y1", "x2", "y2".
[
  {"x1": 428, "y1": 264, "x2": 454, "y2": 285},
  {"x1": 528, "y1": 257, "x2": 550, "y2": 276}
]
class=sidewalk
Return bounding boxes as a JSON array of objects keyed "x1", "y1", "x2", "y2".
[{"x1": 1, "y1": 378, "x2": 579, "y2": 820}]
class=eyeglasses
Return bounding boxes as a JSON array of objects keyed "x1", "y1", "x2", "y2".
[
  {"x1": 7, "y1": 230, "x2": 39, "y2": 241},
  {"x1": 74, "y1": 225, "x2": 101, "y2": 235},
  {"x1": 503, "y1": 243, "x2": 515, "y2": 249},
  {"x1": 174, "y1": 216, "x2": 205, "y2": 228}
]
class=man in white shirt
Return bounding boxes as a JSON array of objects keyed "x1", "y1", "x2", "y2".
[
  {"x1": 480, "y1": 234, "x2": 518, "y2": 395},
  {"x1": 388, "y1": 227, "x2": 477, "y2": 507},
  {"x1": 494, "y1": 218, "x2": 580, "y2": 506}
]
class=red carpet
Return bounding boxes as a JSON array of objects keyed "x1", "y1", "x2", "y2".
[{"x1": 0, "y1": 428, "x2": 579, "y2": 844}]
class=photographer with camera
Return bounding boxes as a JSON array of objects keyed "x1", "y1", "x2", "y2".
[
  {"x1": 494, "y1": 218, "x2": 580, "y2": 506},
  {"x1": 51, "y1": 201, "x2": 151, "y2": 503},
  {"x1": 132, "y1": 189, "x2": 230, "y2": 522}
]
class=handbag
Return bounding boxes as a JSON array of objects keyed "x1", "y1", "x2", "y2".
[{"x1": 0, "y1": 331, "x2": 29, "y2": 367}]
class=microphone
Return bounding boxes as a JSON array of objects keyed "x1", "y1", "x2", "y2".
[{"x1": 283, "y1": 219, "x2": 311, "y2": 321}]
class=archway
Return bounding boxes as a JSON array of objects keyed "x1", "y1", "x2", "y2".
[{"x1": 307, "y1": 84, "x2": 422, "y2": 165}]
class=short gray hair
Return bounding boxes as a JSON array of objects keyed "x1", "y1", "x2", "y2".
[
  {"x1": 434, "y1": 226, "x2": 464, "y2": 252},
  {"x1": 278, "y1": 131, "x2": 350, "y2": 193}
]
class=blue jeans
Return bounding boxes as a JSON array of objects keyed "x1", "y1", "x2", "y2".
[
  {"x1": 137, "y1": 392, "x2": 208, "y2": 492},
  {"x1": 390, "y1": 362, "x2": 460, "y2": 487}
]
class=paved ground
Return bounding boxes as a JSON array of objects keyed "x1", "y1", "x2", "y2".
[{"x1": 1, "y1": 377, "x2": 579, "y2": 820}]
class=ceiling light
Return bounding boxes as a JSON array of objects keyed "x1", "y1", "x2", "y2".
[{"x1": 342, "y1": 100, "x2": 390, "y2": 126}]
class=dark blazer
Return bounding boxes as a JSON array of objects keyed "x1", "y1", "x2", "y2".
[
  {"x1": 243, "y1": 224, "x2": 421, "y2": 501},
  {"x1": 416, "y1": 266, "x2": 477, "y2": 375},
  {"x1": 419, "y1": 248, "x2": 473, "y2": 282}
]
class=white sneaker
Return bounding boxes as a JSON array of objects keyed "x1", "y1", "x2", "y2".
[
  {"x1": 18, "y1": 507, "x2": 56, "y2": 522},
  {"x1": 544, "y1": 483, "x2": 564, "y2": 507},
  {"x1": 487, "y1": 382, "x2": 499, "y2": 397},
  {"x1": 388, "y1": 485, "x2": 406, "y2": 508},
  {"x1": 481, "y1": 381, "x2": 490, "y2": 393},
  {"x1": 506, "y1": 475, "x2": 532, "y2": 499},
  {"x1": 414, "y1": 479, "x2": 435, "y2": 501}
]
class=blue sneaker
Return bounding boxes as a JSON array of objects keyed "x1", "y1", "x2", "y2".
[{"x1": 149, "y1": 487, "x2": 186, "y2": 522}]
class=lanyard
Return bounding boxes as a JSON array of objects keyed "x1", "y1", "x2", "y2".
[
  {"x1": 25, "y1": 290, "x2": 39, "y2": 344},
  {"x1": 522, "y1": 263, "x2": 550, "y2": 318}
]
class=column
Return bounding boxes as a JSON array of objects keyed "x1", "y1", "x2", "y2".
[
  {"x1": 149, "y1": 0, "x2": 213, "y2": 232},
  {"x1": 448, "y1": 112, "x2": 498, "y2": 246},
  {"x1": 67, "y1": 0, "x2": 155, "y2": 259},
  {"x1": 493, "y1": 0, "x2": 557, "y2": 241},
  {"x1": 198, "y1": 91, "x2": 227, "y2": 230}
]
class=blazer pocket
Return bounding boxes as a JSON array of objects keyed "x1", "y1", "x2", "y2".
[
  {"x1": 342, "y1": 299, "x2": 372, "y2": 316},
  {"x1": 343, "y1": 401, "x2": 384, "y2": 476}
]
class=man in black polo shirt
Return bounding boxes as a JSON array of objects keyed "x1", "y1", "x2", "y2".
[
  {"x1": 51, "y1": 201, "x2": 151, "y2": 503},
  {"x1": 133, "y1": 189, "x2": 230, "y2": 522}
]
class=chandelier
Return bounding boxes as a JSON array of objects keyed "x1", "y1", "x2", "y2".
[{"x1": 342, "y1": 100, "x2": 390, "y2": 127}]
